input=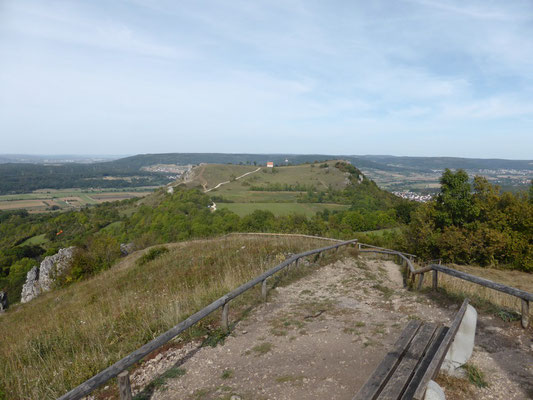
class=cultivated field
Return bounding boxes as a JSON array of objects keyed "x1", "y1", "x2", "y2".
[{"x1": 0, "y1": 188, "x2": 154, "y2": 213}]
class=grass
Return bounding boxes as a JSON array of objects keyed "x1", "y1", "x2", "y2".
[
  {"x1": 372, "y1": 284, "x2": 395, "y2": 299},
  {"x1": 133, "y1": 367, "x2": 186, "y2": 399},
  {"x1": 136, "y1": 246, "x2": 169, "y2": 266},
  {"x1": 20, "y1": 233, "x2": 49, "y2": 246},
  {"x1": 189, "y1": 161, "x2": 350, "y2": 204},
  {"x1": 0, "y1": 235, "x2": 348, "y2": 399},
  {"x1": 217, "y1": 202, "x2": 349, "y2": 217},
  {"x1": 275, "y1": 374, "x2": 305, "y2": 384},
  {"x1": 220, "y1": 369, "x2": 234, "y2": 380},
  {"x1": 195, "y1": 164, "x2": 258, "y2": 189},
  {"x1": 251, "y1": 342, "x2": 273, "y2": 356},
  {"x1": 462, "y1": 363, "x2": 489, "y2": 388}
]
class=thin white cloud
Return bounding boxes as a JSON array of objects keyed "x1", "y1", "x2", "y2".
[
  {"x1": 405, "y1": 0, "x2": 532, "y2": 21},
  {"x1": 2, "y1": 1, "x2": 184, "y2": 59},
  {"x1": 441, "y1": 97, "x2": 533, "y2": 119},
  {"x1": 1, "y1": 0, "x2": 532, "y2": 157}
]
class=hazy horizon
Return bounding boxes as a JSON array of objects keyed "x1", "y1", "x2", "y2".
[
  {"x1": 1, "y1": 1, "x2": 532, "y2": 158},
  {"x1": 1, "y1": 152, "x2": 532, "y2": 162}
]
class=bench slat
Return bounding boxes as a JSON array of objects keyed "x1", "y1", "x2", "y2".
[
  {"x1": 377, "y1": 323, "x2": 439, "y2": 400},
  {"x1": 412, "y1": 299, "x2": 469, "y2": 400},
  {"x1": 401, "y1": 326, "x2": 448, "y2": 399},
  {"x1": 353, "y1": 320, "x2": 422, "y2": 400}
]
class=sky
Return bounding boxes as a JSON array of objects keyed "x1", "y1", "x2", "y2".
[{"x1": 1, "y1": 0, "x2": 532, "y2": 158}]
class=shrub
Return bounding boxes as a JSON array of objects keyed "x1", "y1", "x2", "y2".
[{"x1": 137, "y1": 246, "x2": 169, "y2": 266}]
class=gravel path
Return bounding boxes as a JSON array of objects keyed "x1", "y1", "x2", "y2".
[{"x1": 126, "y1": 255, "x2": 532, "y2": 400}]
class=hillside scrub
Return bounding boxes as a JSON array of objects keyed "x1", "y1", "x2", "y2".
[
  {"x1": 404, "y1": 170, "x2": 532, "y2": 271},
  {"x1": 0, "y1": 184, "x2": 405, "y2": 302},
  {"x1": 0, "y1": 235, "x2": 346, "y2": 399}
]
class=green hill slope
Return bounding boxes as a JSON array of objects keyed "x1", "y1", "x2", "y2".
[
  {"x1": 180, "y1": 160, "x2": 400, "y2": 215},
  {"x1": 0, "y1": 235, "x2": 346, "y2": 399}
]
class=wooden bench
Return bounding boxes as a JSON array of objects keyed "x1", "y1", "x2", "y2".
[{"x1": 353, "y1": 299, "x2": 469, "y2": 400}]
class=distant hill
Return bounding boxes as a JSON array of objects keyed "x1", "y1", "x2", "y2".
[
  {"x1": 111, "y1": 153, "x2": 396, "y2": 171},
  {"x1": 0, "y1": 154, "x2": 122, "y2": 164},
  {"x1": 358, "y1": 155, "x2": 533, "y2": 172},
  {"x1": 0, "y1": 152, "x2": 531, "y2": 195}
]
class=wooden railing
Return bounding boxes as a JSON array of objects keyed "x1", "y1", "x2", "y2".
[
  {"x1": 357, "y1": 244, "x2": 532, "y2": 330},
  {"x1": 424, "y1": 264, "x2": 532, "y2": 329},
  {"x1": 57, "y1": 238, "x2": 358, "y2": 400}
]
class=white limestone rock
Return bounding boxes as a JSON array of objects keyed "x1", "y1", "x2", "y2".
[
  {"x1": 20, "y1": 247, "x2": 76, "y2": 303},
  {"x1": 0, "y1": 290, "x2": 8, "y2": 312}
]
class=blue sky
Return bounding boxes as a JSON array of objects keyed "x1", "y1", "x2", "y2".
[{"x1": 1, "y1": 0, "x2": 532, "y2": 158}]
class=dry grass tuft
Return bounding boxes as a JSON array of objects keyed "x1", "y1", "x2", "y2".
[{"x1": 0, "y1": 235, "x2": 347, "y2": 399}]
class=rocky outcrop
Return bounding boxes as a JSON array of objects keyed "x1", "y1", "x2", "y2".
[
  {"x1": 0, "y1": 291, "x2": 8, "y2": 312},
  {"x1": 120, "y1": 243, "x2": 135, "y2": 256},
  {"x1": 20, "y1": 247, "x2": 76, "y2": 303}
]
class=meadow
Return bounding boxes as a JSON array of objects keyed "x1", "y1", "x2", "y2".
[
  {"x1": 217, "y1": 202, "x2": 350, "y2": 217},
  {"x1": 0, "y1": 235, "x2": 347, "y2": 400},
  {"x1": 185, "y1": 161, "x2": 353, "y2": 216}
]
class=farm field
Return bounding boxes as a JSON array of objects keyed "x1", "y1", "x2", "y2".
[
  {"x1": 0, "y1": 188, "x2": 154, "y2": 212},
  {"x1": 217, "y1": 202, "x2": 350, "y2": 217}
]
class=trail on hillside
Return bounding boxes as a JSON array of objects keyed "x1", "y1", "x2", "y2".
[
  {"x1": 205, "y1": 167, "x2": 261, "y2": 193},
  {"x1": 127, "y1": 256, "x2": 532, "y2": 400}
]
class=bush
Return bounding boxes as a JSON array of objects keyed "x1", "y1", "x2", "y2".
[{"x1": 137, "y1": 246, "x2": 169, "y2": 266}]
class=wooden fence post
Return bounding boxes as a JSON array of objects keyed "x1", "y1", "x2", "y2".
[
  {"x1": 261, "y1": 279, "x2": 268, "y2": 302},
  {"x1": 118, "y1": 371, "x2": 132, "y2": 400},
  {"x1": 522, "y1": 300, "x2": 529, "y2": 329},
  {"x1": 221, "y1": 302, "x2": 230, "y2": 332},
  {"x1": 417, "y1": 273, "x2": 425, "y2": 290},
  {"x1": 432, "y1": 270, "x2": 438, "y2": 291}
]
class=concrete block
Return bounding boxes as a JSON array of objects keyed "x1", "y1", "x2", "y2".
[
  {"x1": 424, "y1": 380, "x2": 446, "y2": 400},
  {"x1": 442, "y1": 304, "x2": 477, "y2": 373}
]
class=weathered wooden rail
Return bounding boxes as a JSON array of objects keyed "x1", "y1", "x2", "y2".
[
  {"x1": 57, "y1": 238, "x2": 358, "y2": 400},
  {"x1": 426, "y1": 264, "x2": 532, "y2": 329},
  {"x1": 357, "y1": 244, "x2": 532, "y2": 330}
]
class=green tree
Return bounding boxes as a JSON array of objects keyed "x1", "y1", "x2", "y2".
[{"x1": 435, "y1": 169, "x2": 478, "y2": 228}]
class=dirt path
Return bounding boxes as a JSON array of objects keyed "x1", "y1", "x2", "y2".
[
  {"x1": 128, "y1": 255, "x2": 532, "y2": 400},
  {"x1": 205, "y1": 168, "x2": 261, "y2": 193}
]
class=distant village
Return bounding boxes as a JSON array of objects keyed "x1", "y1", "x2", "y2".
[{"x1": 392, "y1": 191, "x2": 433, "y2": 203}]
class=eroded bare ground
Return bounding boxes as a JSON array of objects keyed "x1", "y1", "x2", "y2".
[{"x1": 128, "y1": 255, "x2": 532, "y2": 400}]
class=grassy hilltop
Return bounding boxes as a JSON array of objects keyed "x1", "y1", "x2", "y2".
[{"x1": 180, "y1": 160, "x2": 396, "y2": 216}]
